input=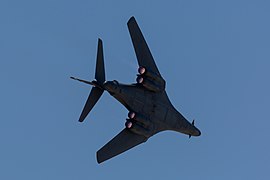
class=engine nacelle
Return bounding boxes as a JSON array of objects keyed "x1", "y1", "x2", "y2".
[
  {"x1": 136, "y1": 75, "x2": 165, "y2": 92},
  {"x1": 137, "y1": 67, "x2": 165, "y2": 92},
  {"x1": 125, "y1": 112, "x2": 152, "y2": 137},
  {"x1": 132, "y1": 123, "x2": 150, "y2": 137},
  {"x1": 125, "y1": 120, "x2": 133, "y2": 129},
  {"x1": 128, "y1": 111, "x2": 136, "y2": 119},
  {"x1": 128, "y1": 112, "x2": 150, "y2": 126},
  {"x1": 138, "y1": 66, "x2": 165, "y2": 84},
  {"x1": 138, "y1": 66, "x2": 146, "y2": 75}
]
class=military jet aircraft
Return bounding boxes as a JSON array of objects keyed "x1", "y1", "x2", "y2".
[{"x1": 71, "y1": 16, "x2": 201, "y2": 164}]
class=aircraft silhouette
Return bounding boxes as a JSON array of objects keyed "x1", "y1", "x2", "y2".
[{"x1": 71, "y1": 16, "x2": 201, "y2": 164}]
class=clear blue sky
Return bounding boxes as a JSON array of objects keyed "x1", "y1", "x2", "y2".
[{"x1": 1, "y1": 0, "x2": 270, "y2": 179}]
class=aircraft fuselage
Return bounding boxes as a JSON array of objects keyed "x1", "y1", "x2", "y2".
[{"x1": 103, "y1": 80, "x2": 201, "y2": 138}]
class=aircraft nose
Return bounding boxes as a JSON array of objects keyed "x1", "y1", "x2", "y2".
[
  {"x1": 194, "y1": 128, "x2": 201, "y2": 136},
  {"x1": 197, "y1": 129, "x2": 201, "y2": 136}
]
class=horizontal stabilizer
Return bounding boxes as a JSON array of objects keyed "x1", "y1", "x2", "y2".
[{"x1": 79, "y1": 87, "x2": 103, "y2": 122}]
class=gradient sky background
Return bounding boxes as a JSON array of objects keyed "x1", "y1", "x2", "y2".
[{"x1": 1, "y1": 0, "x2": 270, "y2": 179}]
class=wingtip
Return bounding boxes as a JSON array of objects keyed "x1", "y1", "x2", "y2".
[
  {"x1": 96, "y1": 151, "x2": 103, "y2": 164},
  {"x1": 98, "y1": 38, "x2": 103, "y2": 43},
  {"x1": 78, "y1": 115, "x2": 85, "y2": 123},
  {"x1": 127, "y1": 16, "x2": 136, "y2": 24},
  {"x1": 129, "y1": 16, "x2": 135, "y2": 20}
]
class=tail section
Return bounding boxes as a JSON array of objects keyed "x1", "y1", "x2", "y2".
[
  {"x1": 95, "y1": 38, "x2": 105, "y2": 84},
  {"x1": 71, "y1": 38, "x2": 106, "y2": 122},
  {"x1": 78, "y1": 87, "x2": 103, "y2": 122}
]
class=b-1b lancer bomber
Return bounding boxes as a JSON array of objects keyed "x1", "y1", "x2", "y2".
[{"x1": 71, "y1": 16, "x2": 201, "y2": 164}]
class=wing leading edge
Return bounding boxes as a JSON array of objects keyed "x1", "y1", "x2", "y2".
[
  {"x1": 127, "y1": 16, "x2": 162, "y2": 77},
  {"x1": 97, "y1": 129, "x2": 147, "y2": 163}
]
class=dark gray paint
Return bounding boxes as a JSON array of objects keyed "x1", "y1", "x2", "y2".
[{"x1": 71, "y1": 17, "x2": 201, "y2": 164}]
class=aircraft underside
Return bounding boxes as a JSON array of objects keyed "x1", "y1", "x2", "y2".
[{"x1": 71, "y1": 16, "x2": 201, "y2": 163}]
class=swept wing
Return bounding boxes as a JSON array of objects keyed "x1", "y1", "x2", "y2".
[
  {"x1": 127, "y1": 17, "x2": 162, "y2": 78},
  {"x1": 97, "y1": 129, "x2": 147, "y2": 163}
]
